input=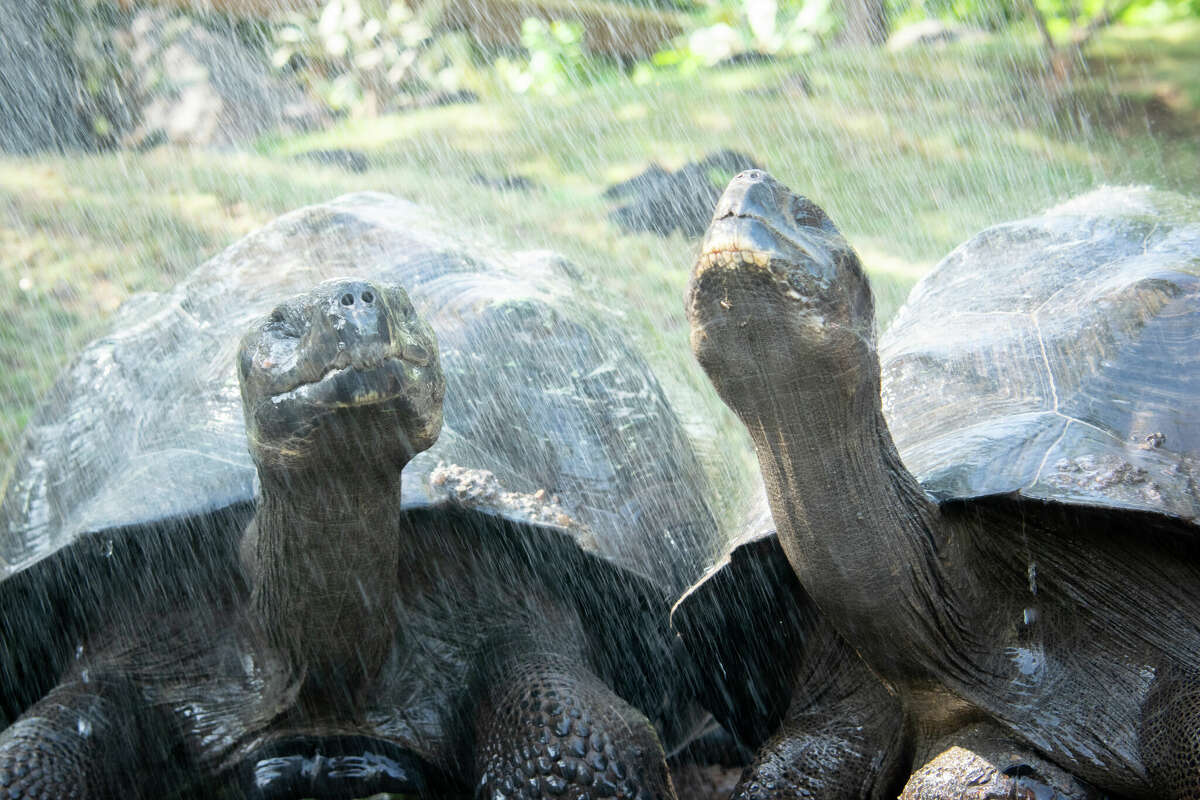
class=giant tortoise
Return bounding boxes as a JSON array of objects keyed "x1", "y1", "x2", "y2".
[
  {"x1": 682, "y1": 172, "x2": 1200, "y2": 799},
  {"x1": 0, "y1": 193, "x2": 719, "y2": 798}
]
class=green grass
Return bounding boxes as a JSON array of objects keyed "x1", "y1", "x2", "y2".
[{"x1": 2, "y1": 22, "x2": 1197, "y2": 495}]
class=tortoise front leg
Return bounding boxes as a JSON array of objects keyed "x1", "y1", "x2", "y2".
[
  {"x1": 731, "y1": 638, "x2": 907, "y2": 800},
  {"x1": 0, "y1": 675, "x2": 182, "y2": 799},
  {"x1": 1142, "y1": 662, "x2": 1200, "y2": 800},
  {"x1": 473, "y1": 649, "x2": 676, "y2": 800}
]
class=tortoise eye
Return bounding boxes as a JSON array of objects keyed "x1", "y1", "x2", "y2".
[
  {"x1": 792, "y1": 196, "x2": 826, "y2": 228},
  {"x1": 266, "y1": 310, "x2": 300, "y2": 338}
]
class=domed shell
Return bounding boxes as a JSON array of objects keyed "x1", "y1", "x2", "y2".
[
  {"x1": 0, "y1": 193, "x2": 718, "y2": 723},
  {"x1": 880, "y1": 186, "x2": 1200, "y2": 525}
]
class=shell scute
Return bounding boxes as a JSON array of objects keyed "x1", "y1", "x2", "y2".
[{"x1": 881, "y1": 186, "x2": 1200, "y2": 525}]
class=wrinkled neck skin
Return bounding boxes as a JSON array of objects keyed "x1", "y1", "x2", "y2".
[
  {"x1": 739, "y1": 369, "x2": 969, "y2": 684},
  {"x1": 249, "y1": 461, "x2": 405, "y2": 713}
]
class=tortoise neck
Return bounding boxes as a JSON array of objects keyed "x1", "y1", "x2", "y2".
[
  {"x1": 738, "y1": 371, "x2": 957, "y2": 678},
  {"x1": 256, "y1": 464, "x2": 404, "y2": 524},
  {"x1": 249, "y1": 463, "x2": 405, "y2": 709}
]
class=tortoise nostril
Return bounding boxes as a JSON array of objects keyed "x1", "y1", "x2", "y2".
[
  {"x1": 361, "y1": 291, "x2": 374, "y2": 304},
  {"x1": 341, "y1": 293, "x2": 354, "y2": 306}
]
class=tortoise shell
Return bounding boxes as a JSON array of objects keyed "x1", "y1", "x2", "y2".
[
  {"x1": 0, "y1": 193, "x2": 719, "y2": 732},
  {"x1": 881, "y1": 186, "x2": 1200, "y2": 523}
]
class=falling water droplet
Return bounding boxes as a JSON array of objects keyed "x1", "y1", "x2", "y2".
[
  {"x1": 81, "y1": 668, "x2": 90, "y2": 684},
  {"x1": 75, "y1": 643, "x2": 85, "y2": 660},
  {"x1": 99, "y1": 538, "x2": 114, "y2": 558},
  {"x1": 77, "y1": 717, "x2": 92, "y2": 737},
  {"x1": 1027, "y1": 562, "x2": 1037, "y2": 595},
  {"x1": 1012, "y1": 646, "x2": 1043, "y2": 678}
]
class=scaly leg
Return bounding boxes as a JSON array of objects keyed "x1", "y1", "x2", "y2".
[
  {"x1": 731, "y1": 636, "x2": 907, "y2": 800},
  {"x1": 0, "y1": 676, "x2": 181, "y2": 799},
  {"x1": 1142, "y1": 662, "x2": 1200, "y2": 800},
  {"x1": 473, "y1": 650, "x2": 676, "y2": 800}
]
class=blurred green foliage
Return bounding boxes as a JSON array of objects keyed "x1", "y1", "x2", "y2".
[
  {"x1": 272, "y1": 0, "x2": 481, "y2": 115},
  {"x1": 494, "y1": 19, "x2": 597, "y2": 95},
  {"x1": 898, "y1": 0, "x2": 1200, "y2": 37},
  {"x1": 272, "y1": 0, "x2": 1198, "y2": 111},
  {"x1": 1030, "y1": 0, "x2": 1200, "y2": 37},
  {"x1": 646, "y1": 0, "x2": 1200, "y2": 76},
  {"x1": 645, "y1": 0, "x2": 835, "y2": 73}
]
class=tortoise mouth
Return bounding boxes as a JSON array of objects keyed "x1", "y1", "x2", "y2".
[
  {"x1": 690, "y1": 214, "x2": 842, "y2": 314},
  {"x1": 269, "y1": 353, "x2": 426, "y2": 409},
  {"x1": 696, "y1": 214, "x2": 798, "y2": 276}
]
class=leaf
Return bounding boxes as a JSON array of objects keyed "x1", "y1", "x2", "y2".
[
  {"x1": 325, "y1": 32, "x2": 350, "y2": 58},
  {"x1": 745, "y1": 0, "x2": 780, "y2": 46}
]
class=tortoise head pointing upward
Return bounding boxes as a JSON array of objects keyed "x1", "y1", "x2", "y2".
[
  {"x1": 237, "y1": 278, "x2": 445, "y2": 477},
  {"x1": 686, "y1": 170, "x2": 876, "y2": 410}
]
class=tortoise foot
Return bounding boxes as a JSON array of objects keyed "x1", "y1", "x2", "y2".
[
  {"x1": 902, "y1": 722, "x2": 1107, "y2": 800},
  {"x1": 730, "y1": 649, "x2": 906, "y2": 800},
  {"x1": 474, "y1": 652, "x2": 676, "y2": 800},
  {"x1": 729, "y1": 717, "x2": 904, "y2": 800},
  {"x1": 239, "y1": 735, "x2": 434, "y2": 799}
]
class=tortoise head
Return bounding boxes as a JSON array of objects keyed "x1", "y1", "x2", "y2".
[
  {"x1": 237, "y1": 278, "x2": 445, "y2": 475},
  {"x1": 686, "y1": 170, "x2": 876, "y2": 410}
]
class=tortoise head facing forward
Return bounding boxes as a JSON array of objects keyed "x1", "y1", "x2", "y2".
[
  {"x1": 687, "y1": 170, "x2": 876, "y2": 411},
  {"x1": 237, "y1": 278, "x2": 445, "y2": 476}
]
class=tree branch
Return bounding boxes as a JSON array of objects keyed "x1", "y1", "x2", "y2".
[{"x1": 1019, "y1": 0, "x2": 1058, "y2": 55}]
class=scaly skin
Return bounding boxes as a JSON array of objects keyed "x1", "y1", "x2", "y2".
[
  {"x1": 731, "y1": 639, "x2": 906, "y2": 800},
  {"x1": 686, "y1": 170, "x2": 1200, "y2": 799},
  {"x1": 238, "y1": 279, "x2": 444, "y2": 716},
  {"x1": 0, "y1": 277, "x2": 682, "y2": 799},
  {"x1": 475, "y1": 650, "x2": 675, "y2": 800},
  {"x1": 0, "y1": 677, "x2": 180, "y2": 799}
]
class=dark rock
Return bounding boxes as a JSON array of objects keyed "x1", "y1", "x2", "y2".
[
  {"x1": 749, "y1": 72, "x2": 813, "y2": 100},
  {"x1": 395, "y1": 89, "x2": 479, "y2": 111},
  {"x1": 887, "y1": 19, "x2": 987, "y2": 51},
  {"x1": 605, "y1": 149, "x2": 762, "y2": 238},
  {"x1": 714, "y1": 51, "x2": 779, "y2": 68}
]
